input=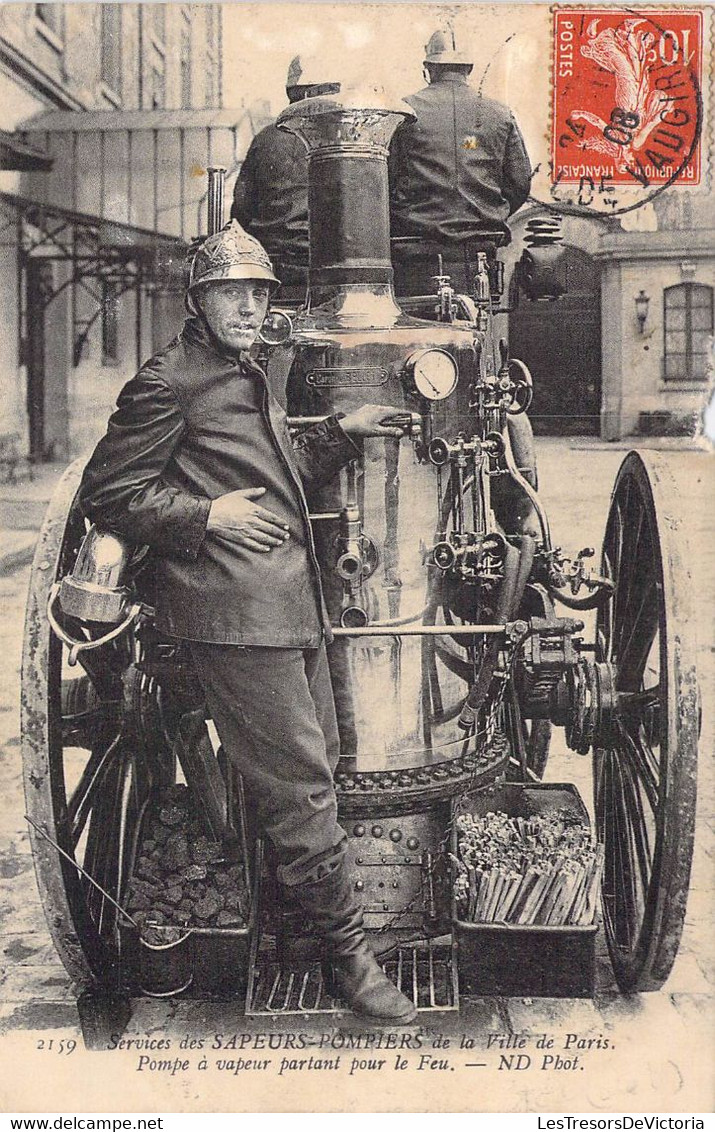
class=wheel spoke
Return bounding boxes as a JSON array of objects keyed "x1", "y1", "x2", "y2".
[
  {"x1": 599, "y1": 751, "x2": 625, "y2": 948},
  {"x1": 614, "y1": 575, "x2": 659, "y2": 686},
  {"x1": 612, "y1": 507, "x2": 645, "y2": 661},
  {"x1": 81, "y1": 749, "x2": 139, "y2": 940},
  {"x1": 67, "y1": 730, "x2": 124, "y2": 847},
  {"x1": 599, "y1": 550, "x2": 615, "y2": 660},
  {"x1": 608, "y1": 750, "x2": 639, "y2": 951},
  {"x1": 618, "y1": 499, "x2": 646, "y2": 620},
  {"x1": 618, "y1": 751, "x2": 653, "y2": 902},
  {"x1": 617, "y1": 719, "x2": 660, "y2": 813}
]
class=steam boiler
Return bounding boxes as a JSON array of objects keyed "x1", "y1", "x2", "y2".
[{"x1": 21, "y1": 89, "x2": 700, "y2": 1046}]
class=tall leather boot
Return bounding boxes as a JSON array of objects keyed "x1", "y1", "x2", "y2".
[{"x1": 291, "y1": 864, "x2": 418, "y2": 1024}]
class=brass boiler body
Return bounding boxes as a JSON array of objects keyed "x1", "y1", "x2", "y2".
[{"x1": 278, "y1": 91, "x2": 498, "y2": 782}]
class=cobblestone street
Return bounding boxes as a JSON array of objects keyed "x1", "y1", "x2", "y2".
[{"x1": 0, "y1": 437, "x2": 712, "y2": 1113}]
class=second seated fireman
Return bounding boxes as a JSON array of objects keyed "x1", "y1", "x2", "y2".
[
  {"x1": 389, "y1": 27, "x2": 532, "y2": 297},
  {"x1": 230, "y1": 55, "x2": 340, "y2": 294}
]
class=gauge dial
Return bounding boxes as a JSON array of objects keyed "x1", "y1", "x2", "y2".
[{"x1": 404, "y1": 348, "x2": 458, "y2": 401}]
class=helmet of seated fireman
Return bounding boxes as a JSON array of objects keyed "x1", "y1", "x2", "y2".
[
  {"x1": 423, "y1": 27, "x2": 473, "y2": 67},
  {"x1": 187, "y1": 220, "x2": 280, "y2": 293},
  {"x1": 285, "y1": 54, "x2": 342, "y2": 102}
]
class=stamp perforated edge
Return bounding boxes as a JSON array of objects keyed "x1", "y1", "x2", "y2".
[{"x1": 544, "y1": 4, "x2": 712, "y2": 212}]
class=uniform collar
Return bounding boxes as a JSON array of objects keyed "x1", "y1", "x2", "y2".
[
  {"x1": 432, "y1": 73, "x2": 470, "y2": 85},
  {"x1": 181, "y1": 315, "x2": 262, "y2": 372}
]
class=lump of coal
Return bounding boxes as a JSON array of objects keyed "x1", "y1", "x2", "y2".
[
  {"x1": 163, "y1": 833, "x2": 190, "y2": 871},
  {"x1": 134, "y1": 856, "x2": 156, "y2": 882},
  {"x1": 181, "y1": 864, "x2": 207, "y2": 883},
  {"x1": 191, "y1": 836, "x2": 222, "y2": 865},
  {"x1": 194, "y1": 891, "x2": 222, "y2": 921},
  {"x1": 128, "y1": 785, "x2": 249, "y2": 932},
  {"x1": 142, "y1": 923, "x2": 186, "y2": 947},
  {"x1": 217, "y1": 910, "x2": 245, "y2": 928},
  {"x1": 159, "y1": 805, "x2": 185, "y2": 828},
  {"x1": 213, "y1": 871, "x2": 232, "y2": 892}
]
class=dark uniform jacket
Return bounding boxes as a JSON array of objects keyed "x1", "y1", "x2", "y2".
[
  {"x1": 231, "y1": 122, "x2": 308, "y2": 269},
  {"x1": 78, "y1": 317, "x2": 358, "y2": 646},
  {"x1": 389, "y1": 75, "x2": 532, "y2": 243}
]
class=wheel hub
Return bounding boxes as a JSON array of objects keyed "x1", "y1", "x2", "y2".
[{"x1": 552, "y1": 658, "x2": 619, "y2": 754}]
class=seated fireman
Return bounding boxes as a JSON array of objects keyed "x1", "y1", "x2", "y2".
[
  {"x1": 390, "y1": 29, "x2": 538, "y2": 532},
  {"x1": 78, "y1": 220, "x2": 418, "y2": 1026},
  {"x1": 230, "y1": 55, "x2": 339, "y2": 290},
  {"x1": 389, "y1": 27, "x2": 532, "y2": 296}
]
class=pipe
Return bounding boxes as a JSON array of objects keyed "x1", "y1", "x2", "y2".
[
  {"x1": 206, "y1": 166, "x2": 227, "y2": 236},
  {"x1": 331, "y1": 623, "x2": 509, "y2": 638},
  {"x1": 514, "y1": 534, "x2": 536, "y2": 603},
  {"x1": 547, "y1": 577, "x2": 614, "y2": 610},
  {"x1": 502, "y1": 427, "x2": 552, "y2": 550}
]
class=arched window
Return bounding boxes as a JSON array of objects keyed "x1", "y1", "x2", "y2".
[{"x1": 664, "y1": 283, "x2": 713, "y2": 381}]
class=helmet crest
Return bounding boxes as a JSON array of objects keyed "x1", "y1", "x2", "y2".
[{"x1": 187, "y1": 220, "x2": 279, "y2": 291}]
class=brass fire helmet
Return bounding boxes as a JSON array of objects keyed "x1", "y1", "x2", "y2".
[
  {"x1": 58, "y1": 525, "x2": 135, "y2": 624},
  {"x1": 187, "y1": 220, "x2": 280, "y2": 293},
  {"x1": 423, "y1": 27, "x2": 473, "y2": 66}
]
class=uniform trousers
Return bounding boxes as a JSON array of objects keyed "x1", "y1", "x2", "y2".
[{"x1": 188, "y1": 640, "x2": 346, "y2": 887}]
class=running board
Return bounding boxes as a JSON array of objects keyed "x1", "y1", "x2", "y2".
[{"x1": 245, "y1": 940, "x2": 458, "y2": 1017}]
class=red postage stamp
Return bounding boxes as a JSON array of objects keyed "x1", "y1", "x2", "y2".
[{"x1": 552, "y1": 8, "x2": 703, "y2": 191}]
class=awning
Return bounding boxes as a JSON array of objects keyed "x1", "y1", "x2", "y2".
[
  {"x1": 1, "y1": 190, "x2": 188, "y2": 373},
  {"x1": 0, "y1": 189, "x2": 185, "y2": 256},
  {"x1": 0, "y1": 130, "x2": 53, "y2": 172}
]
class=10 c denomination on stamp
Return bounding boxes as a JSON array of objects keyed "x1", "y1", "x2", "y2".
[{"x1": 551, "y1": 8, "x2": 703, "y2": 210}]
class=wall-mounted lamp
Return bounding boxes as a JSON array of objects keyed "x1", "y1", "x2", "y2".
[{"x1": 635, "y1": 289, "x2": 650, "y2": 335}]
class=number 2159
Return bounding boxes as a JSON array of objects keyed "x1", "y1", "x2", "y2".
[{"x1": 36, "y1": 1038, "x2": 77, "y2": 1054}]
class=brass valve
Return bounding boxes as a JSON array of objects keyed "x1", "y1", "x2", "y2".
[
  {"x1": 431, "y1": 255, "x2": 456, "y2": 323},
  {"x1": 430, "y1": 531, "x2": 506, "y2": 577},
  {"x1": 428, "y1": 434, "x2": 482, "y2": 467}
]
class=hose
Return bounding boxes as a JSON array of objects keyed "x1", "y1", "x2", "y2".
[{"x1": 547, "y1": 577, "x2": 614, "y2": 611}]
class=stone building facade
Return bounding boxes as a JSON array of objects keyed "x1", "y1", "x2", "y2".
[{"x1": 0, "y1": 4, "x2": 268, "y2": 464}]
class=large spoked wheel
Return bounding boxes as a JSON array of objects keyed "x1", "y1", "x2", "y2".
[
  {"x1": 595, "y1": 451, "x2": 699, "y2": 992},
  {"x1": 21, "y1": 461, "x2": 172, "y2": 987}
]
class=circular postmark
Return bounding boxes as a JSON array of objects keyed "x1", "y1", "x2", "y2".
[{"x1": 532, "y1": 7, "x2": 704, "y2": 217}]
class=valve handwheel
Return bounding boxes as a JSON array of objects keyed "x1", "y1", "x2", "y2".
[
  {"x1": 594, "y1": 452, "x2": 699, "y2": 992},
  {"x1": 504, "y1": 358, "x2": 534, "y2": 416}
]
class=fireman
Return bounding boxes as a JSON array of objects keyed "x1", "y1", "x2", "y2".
[
  {"x1": 389, "y1": 27, "x2": 532, "y2": 296},
  {"x1": 230, "y1": 56, "x2": 340, "y2": 292},
  {"x1": 78, "y1": 221, "x2": 417, "y2": 1025}
]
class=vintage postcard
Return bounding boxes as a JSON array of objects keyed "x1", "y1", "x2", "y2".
[{"x1": 0, "y1": 0, "x2": 712, "y2": 1116}]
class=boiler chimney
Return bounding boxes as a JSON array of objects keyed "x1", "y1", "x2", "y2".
[{"x1": 277, "y1": 87, "x2": 415, "y2": 325}]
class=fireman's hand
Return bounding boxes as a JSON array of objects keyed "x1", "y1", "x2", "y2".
[
  {"x1": 207, "y1": 488, "x2": 290, "y2": 552},
  {"x1": 338, "y1": 405, "x2": 407, "y2": 439}
]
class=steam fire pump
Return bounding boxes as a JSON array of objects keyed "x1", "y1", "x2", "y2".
[{"x1": 21, "y1": 89, "x2": 700, "y2": 1045}]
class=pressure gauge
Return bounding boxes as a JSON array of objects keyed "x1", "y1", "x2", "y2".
[{"x1": 403, "y1": 348, "x2": 458, "y2": 401}]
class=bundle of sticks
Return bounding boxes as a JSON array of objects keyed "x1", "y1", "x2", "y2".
[{"x1": 452, "y1": 810, "x2": 604, "y2": 927}]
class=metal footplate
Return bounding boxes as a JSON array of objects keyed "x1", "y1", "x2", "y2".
[{"x1": 245, "y1": 939, "x2": 458, "y2": 1017}]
